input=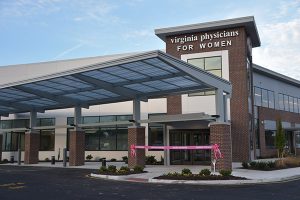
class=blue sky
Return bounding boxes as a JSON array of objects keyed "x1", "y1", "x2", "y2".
[{"x1": 0, "y1": 0, "x2": 300, "y2": 79}]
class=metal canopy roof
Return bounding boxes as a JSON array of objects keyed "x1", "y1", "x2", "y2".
[{"x1": 0, "y1": 50, "x2": 231, "y2": 116}]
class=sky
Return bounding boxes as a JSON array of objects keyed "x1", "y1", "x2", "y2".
[{"x1": 0, "y1": 0, "x2": 300, "y2": 79}]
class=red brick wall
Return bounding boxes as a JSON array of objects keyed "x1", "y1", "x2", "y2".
[
  {"x1": 166, "y1": 95, "x2": 182, "y2": 115},
  {"x1": 69, "y1": 130, "x2": 85, "y2": 166},
  {"x1": 165, "y1": 27, "x2": 250, "y2": 161},
  {"x1": 210, "y1": 122, "x2": 232, "y2": 170},
  {"x1": 128, "y1": 126, "x2": 145, "y2": 168},
  {"x1": 258, "y1": 107, "x2": 300, "y2": 158},
  {"x1": 24, "y1": 132, "x2": 40, "y2": 164}
]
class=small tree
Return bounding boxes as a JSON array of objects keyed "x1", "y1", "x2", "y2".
[{"x1": 275, "y1": 120, "x2": 285, "y2": 159}]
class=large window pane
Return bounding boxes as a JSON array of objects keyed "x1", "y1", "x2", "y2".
[
  {"x1": 204, "y1": 56, "x2": 222, "y2": 70},
  {"x1": 207, "y1": 69, "x2": 222, "y2": 77},
  {"x1": 148, "y1": 125, "x2": 164, "y2": 147},
  {"x1": 117, "y1": 115, "x2": 133, "y2": 122},
  {"x1": 265, "y1": 130, "x2": 276, "y2": 148},
  {"x1": 100, "y1": 116, "x2": 116, "y2": 123},
  {"x1": 1, "y1": 121, "x2": 12, "y2": 129},
  {"x1": 284, "y1": 95, "x2": 289, "y2": 111},
  {"x1": 38, "y1": 118, "x2": 55, "y2": 126},
  {"x1": 289, "y1": 96, "x2": 294, "y2": 112},
  {"x1": 187, "y1": 58, "x2": 204, "y2": 69},
  {"x1": 254, "y1": 87, "x2": 262, "y2": 106},
  {"x1": 116, "y1": 128, "x2": 128, "y2": 150},
  {"x1": 261, "y1": 89, "x2": 268, "y2": 107},
  {"x1": 40, "y1": 130, "x2": 55, "y2": 151},
  {"x1": 295, "y1": 132, "x2": 300, "y2": 148},
  {"x1": 294, "y1": 98, "x2": 298, "y2": 113},
  {"x1": 268, "y1": 91, "x2": 275, "y2": 109},
  {"x1": 85, "y1": 128, "x2": 100, "y2": 150},
  {"x1": 13, "y1": 119, "x2": 29, "y2": 128},
  {"x1": 83, "y1": 116, "x2": 100, "y2": 124},
  {"x1": 100, "y1": 127, "x2": 116, "y2": 150},
  {"x1": 278, "y1": 94, "x2": 284, "y2": 110}
]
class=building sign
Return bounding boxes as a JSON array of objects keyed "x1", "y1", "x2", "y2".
[{"x1": 170, "y1": 30, "x2": 239, "y2": 51}]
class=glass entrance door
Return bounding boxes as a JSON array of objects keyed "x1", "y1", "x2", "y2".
[{"x1": 170, "y1": 129, "x2": 210, "y2": 165}]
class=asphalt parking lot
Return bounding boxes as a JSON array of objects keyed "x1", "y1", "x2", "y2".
[{"x1": 0, "y1": 165, "x2": 300, "y2": 200}]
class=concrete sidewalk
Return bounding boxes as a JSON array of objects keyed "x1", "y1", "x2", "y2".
[{"x1": 3, "y1": 161, "x2": 300, "y2": 185}]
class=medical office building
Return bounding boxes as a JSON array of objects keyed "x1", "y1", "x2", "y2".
[{"x1": 1, "y1": 16, "x2": 300, "y2": 170}]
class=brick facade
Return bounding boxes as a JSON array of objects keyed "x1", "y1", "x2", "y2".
[
  {"x1": 210, "y1": 122, "x2": 232, "y2": 170},
  {"x1": 69, "y1": 130, "x2": 85, "y2": 166},
  {"x1": 0, "y1": 134, "x2": 2, "y2": 161},
  {"x1": 258, "y1": 107, "x2": 300, "y2": 158},
  {"x1": 165, "y1": 27, "x2": 251, "y2": 162},
  {"x1": 24, "y1": 132, "x2": 40, "y2": 164},
  {"x1": 128, "y1": 126, "x2": 145, "y2": 168},
  {"x1": 167, "y1": 95, "x2": 182, "y2": 115}
]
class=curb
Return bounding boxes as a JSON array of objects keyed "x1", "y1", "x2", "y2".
[{"x1": 90, "y1": 173, "x2": 300, "y2": 185}]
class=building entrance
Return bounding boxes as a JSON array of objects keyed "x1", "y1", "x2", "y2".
[{"x1": 170, "y1": 129, "x2": 210, "y2": 165}]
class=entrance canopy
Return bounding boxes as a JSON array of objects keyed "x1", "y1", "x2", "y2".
[{"x1": 0, "y1": 50, "x2": 231, "y2": 116}]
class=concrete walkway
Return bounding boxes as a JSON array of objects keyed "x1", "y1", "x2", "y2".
[{"x1": 3, "y1": 161, "x2": 300, "y2": 185}]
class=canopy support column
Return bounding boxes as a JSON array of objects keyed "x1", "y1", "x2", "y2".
[
  {"x1": 215, "y1": 89, "x2": 225, "y2": 122},
  {"x1": 128, "y1": 99, "x2": 145, "y2": 168},
  {"x1": 24, "y1": 111, "x2": 40, "y2": 164},
  {"x1": 69, "y1": 107, "x2": 85, "y2": 166}
]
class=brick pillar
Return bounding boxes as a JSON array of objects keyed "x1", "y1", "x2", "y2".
[
  {"x1": 167, "y1": 95, "x2": 182, "y2": 115},
  {"x1": 128, "y1": 126, "x2": 145, "y2": 168},
  {"x1": 24, "y1": 131, "x2": 40, "y2": 164},
  {"x1": 210, "y1": 122, "x2": 232, "y2": 171},
  {"x1": 0, "y1": 134, "x2": 2, "y2": 161},
  {"x1": 69, "y1": 130, "x2": 85, "y2": 166}
]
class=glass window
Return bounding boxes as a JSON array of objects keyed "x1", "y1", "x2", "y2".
[
  {"x1": 117, "y1": 115, "x2": 133, "y2": 122},
  {"x1": 187, "y1": 56, "x2": 221, "y2": 96},
  {"x1": 85, "y1": 128, "x2": 100, "y2": 150},
  {"x1": 13, "y1": 119, "x2": 29, "y2": 128},
  {"x1": 294, "y1": 98, "x2": 298, "y2": 113},
  {"x1": 40, "y1": 130, "x2": 55, "y2": 151},
  {"x1": 278, "y1": 94, "x2": 284, "y2": 110},
  {"x1": 38, "y1": 118, "x2": 55, "y2": 126},
  {"x1": 100, "y1": 116, "x2": 116, "y2": 123},
  {"x1": 67, "y1": 117, "x2": 74, "y2": 125},
  {"x1": 1, "y1": 121, "x2": 12, "y2": 129},
  {"x1": 99, "y1": 127, "x2": 116, "y2": 150},
  {"x1": 261, "y1": 89, "x2": 268, "y2": 107},
  {"x1": 187, "y1": 58, "x2": 204, "y2": 69},
  {"x1": 204, "y1": 57, "x2": 222, "y2": 70},
  {"x1": 295, "y1": 132, "x2": 300, "y2": 148},
  {"x1": 265, "y1": 130, "x2": 276, "y2": 148},
  {"x1": 298, "y1": 99, "x2": 300, "y2": 113},
  {"x1": 284, "y1": 95, "x2": 289, "y2": 111},
  {"x1": 83, "y1": 116, "x2": 100, "y2": 124},
  {"x1": 148, "y1": 125, "x2": 164, "y2": 147},
  {"x1": 254, "y1": 87, "x2": 262, "y2": 106},
  {"x1": 116, "y1": 127, "x2": 128, "y2": 150},
  {"x1": 268, "y1": 91, "x2": 275, "y2": 109},
  {"x1": 289, "y1": 96, "x2": 294, "y2": 112}
]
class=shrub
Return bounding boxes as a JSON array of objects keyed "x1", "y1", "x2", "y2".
[
  {"x1": 249, "y1": 161, "x2": 256, "y2": 168},
  {"x1": 107, "y1": 165, "x2": 117, "y2": 173},
  {"x1": 110, "y1": 158, "x2": 117, "y2": 162},
  {"x1": 242, "y1": 161, "x2": 249, "y2": 169},
  {"x1": 122, "y1": 156, "x2": 128, "y2": 163},
  {"x1": 99, "y1": 166, "x2": 107, "y2": 173},
  {"x1": 133, "y1": 165, "x2": 144, "y2": 173},
  {"x1": 44, "y1": 157, "x2": 50, "y2": 162},
  {"x1": 145, "y1": 156, "x2": 157, "y2": 165},
  {"x1": 267, "y1": 161, "x2": 276, "y2": 169},
  {"x1": 2, "y1": 159, "x2": 9, "y2": 163},
  {"x1": 86, "y1": 154, "x2": 93, "y2": 161},
  {"x1": 181, "y1": 168, "x2": 192, "y2": 176},
  {"x1": 119, "y1": 166, "x2": 130, "y2": 172},
  {"x1": 199, "y1": 169, "x2": 211, "y2": 176},
  {"x1": 219, "y1": 170, "x2": 232, "y2": 176}
]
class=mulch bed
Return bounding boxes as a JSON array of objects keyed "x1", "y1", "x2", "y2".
[
  {"x1": 97, "y1": 171, "x2": 147, "y2": 176},
  {"x1": 154, "y1": 175, "x2": 247, "y2": 180}
]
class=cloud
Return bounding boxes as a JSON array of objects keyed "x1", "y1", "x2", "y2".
[
  {"x1": 252, "y1": 1, "x2": 300, "y2": 80},
  {"x1": 53, "y1": 43, "x2": 84, "y2": 59},
  {"x1": 122, "y1": 29, "x2": 153, "y2": 39},
  {"x1": 0, "y1": 0, "x2": 62, "y2": 17}
]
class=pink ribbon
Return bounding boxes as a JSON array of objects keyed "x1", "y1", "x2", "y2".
[{"x1": 130, "y1": 144, "x2": 223, "y2": 160}]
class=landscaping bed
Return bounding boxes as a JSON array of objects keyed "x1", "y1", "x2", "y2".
[
  {"x1": 96, "y1": 165, "x2": 146, "y2": 176},
  {"x1": 154, "y1": 169, "x2": 247, "y2": 181},
  {"x1": 242, "y1": 157, "x2": 300, "y2": 171}
]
